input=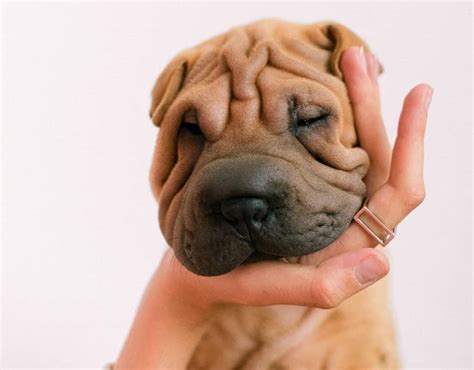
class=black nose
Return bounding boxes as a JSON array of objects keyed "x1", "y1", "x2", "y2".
[{"x1": 221, "y1": 197, "x2": 269, "y2": 238}]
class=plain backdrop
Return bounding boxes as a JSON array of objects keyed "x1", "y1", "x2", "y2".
[{"x1": 2, "y1": 2, "x2": 472, "y2": 368}]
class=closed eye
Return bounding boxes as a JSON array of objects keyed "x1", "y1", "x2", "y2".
[
  {"x1": 181, "y1": 121, "x2": 203, "y2": 136},
  {"x1": 297, "y1": 112, "x2": 331, "y2": 127}
]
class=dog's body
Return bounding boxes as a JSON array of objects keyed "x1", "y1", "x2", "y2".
[
  {"x1": 190, "y1": 278, "x2": 398, "y2": 369},
  {"x1": 149, "y1": 19, "x2": 399, "y2": 369}
]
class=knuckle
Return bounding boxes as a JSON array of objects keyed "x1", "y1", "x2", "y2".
[
  {"x1": 311, "y1": 279, "x2": 339, "y2": 309},
  {"x1": 404, "y1": 187, "x2": 426, "y2": 209}
]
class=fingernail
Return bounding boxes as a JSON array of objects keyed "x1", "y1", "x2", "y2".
[
  {"x1": 357, "y1": 46, "x2": 368, "y2": 75},
  {"x1": 424, "y1": 86, "x2": 433, "y2": 110},
  {"x1": 354, "y1": 257, "x2": 386, "y2": 285}
]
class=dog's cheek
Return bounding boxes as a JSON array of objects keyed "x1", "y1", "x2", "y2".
[
  {"x1": 161, "y1": 189, "x2": 185, "y2": 245},
  {"x1": 158, "y1": 132, "x2": 205, "y2": 244},
  {"x1": 299, "y1": 128, "x2": 369, "y2": 178}
]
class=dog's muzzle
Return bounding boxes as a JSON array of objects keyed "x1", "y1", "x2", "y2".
[{"x1": 173, "y1": 155, "x2": 360, "y2": 276}]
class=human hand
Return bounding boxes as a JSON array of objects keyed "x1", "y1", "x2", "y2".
[
  {"x1": 299, "y1": 47, "x2": 432, "y2": 266},
  {"x1": 115, "y1": 47, "x2": 432, "y2": 369}
]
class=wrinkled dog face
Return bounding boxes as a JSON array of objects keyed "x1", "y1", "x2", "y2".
[{"x1": 150, "y1": 20, "x2": 374, "y2": 275}]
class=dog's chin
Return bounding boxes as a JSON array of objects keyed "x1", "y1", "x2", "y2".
[
  {"x1": 175, "y1": 249, "x2": 281, "y2": 276},
  {"x1": 173, "y1": 225, "x2": 347, "y2": 276},
  {"x1": 175, "y1": 248, "x2": 252, "y2": 276}
]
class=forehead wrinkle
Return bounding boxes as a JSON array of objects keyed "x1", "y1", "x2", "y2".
[
  {"x1": 185, "y1": 48, "x2": 228, "y2": 86},
  {"x1": 185, "y1": 48, "x2": 218, "y2": 85},
  {"x1": 182, "y1": 21, "x2": 343, "y2": 103},
  {"x1": 266, "y1": 42, "x2": 340, "y2": 90},
  {"x1": 222, "y1": 31, "x2": 271, "y2": 101}
]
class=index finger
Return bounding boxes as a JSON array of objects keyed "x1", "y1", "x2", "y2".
[{"x1": 340, "y1": 47, "x2": 391, "y2": 194}]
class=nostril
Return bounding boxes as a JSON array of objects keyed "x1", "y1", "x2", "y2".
[{"x1": 221, "y1": 197, "x2": 269, "y2": 230}]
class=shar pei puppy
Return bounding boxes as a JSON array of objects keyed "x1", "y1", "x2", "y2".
[{"x1": 149, "y1": 19, "x2": 399, "y2": 369}]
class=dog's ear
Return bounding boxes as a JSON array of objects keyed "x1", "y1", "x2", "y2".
[
  {"x1": 150, "y1": 58, "x2": 187, "y2": 126},
  {"x1": 319, "y1": 22, "x2": 383, "y2": 78}
]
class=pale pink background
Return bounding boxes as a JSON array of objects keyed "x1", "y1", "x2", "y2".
[{"x1": 2, "y1": 2, "x2": 472, "y2": 368}]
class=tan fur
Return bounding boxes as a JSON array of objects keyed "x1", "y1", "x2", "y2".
[
  {"x1": 189, "y1": 275, "x2": 398, "y2": 369},
  {"x1": 149, "y1": 19, "x2": 399, "y2": 369}
]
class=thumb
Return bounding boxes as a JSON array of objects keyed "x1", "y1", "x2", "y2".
[{"x1": 218, "y1": 248, "x2": 389, "y2": 308}]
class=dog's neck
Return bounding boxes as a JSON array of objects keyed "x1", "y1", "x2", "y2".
[
  {"x1": 190, "y1": 258, "x2": 331, "y2": 369},
  {"x1": 191, "y1": 303, "x2": 329, "y2": 369}
]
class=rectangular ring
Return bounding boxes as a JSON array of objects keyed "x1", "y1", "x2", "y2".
[{"x1": 353, "y1": 205, "x2": 395, "y2": 247}]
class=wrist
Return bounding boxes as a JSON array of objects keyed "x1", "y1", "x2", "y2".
[{"x1": 115, "y1": 264, "x2": 213, "y2": 369}]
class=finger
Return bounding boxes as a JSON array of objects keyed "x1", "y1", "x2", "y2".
[
  {"x1": 215, "y1": 248, "x2": 389, "y2": 308},
  {"x1": 303, "y1": 84, "x2": 433, "y2": 262},
  {"x1": 368, "y1": 83, "x2": 432, "y2": 221},
  {"x1": 388, "y1": 84, "x2": 431, "y2": 192},
  {"x1": 340, "y1": 47, "x2": 391, "y2": 193}
]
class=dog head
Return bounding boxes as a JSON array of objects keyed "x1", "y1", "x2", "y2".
[{"x1": 149, "y1": 20, "x2": 378, "y2": 276}]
